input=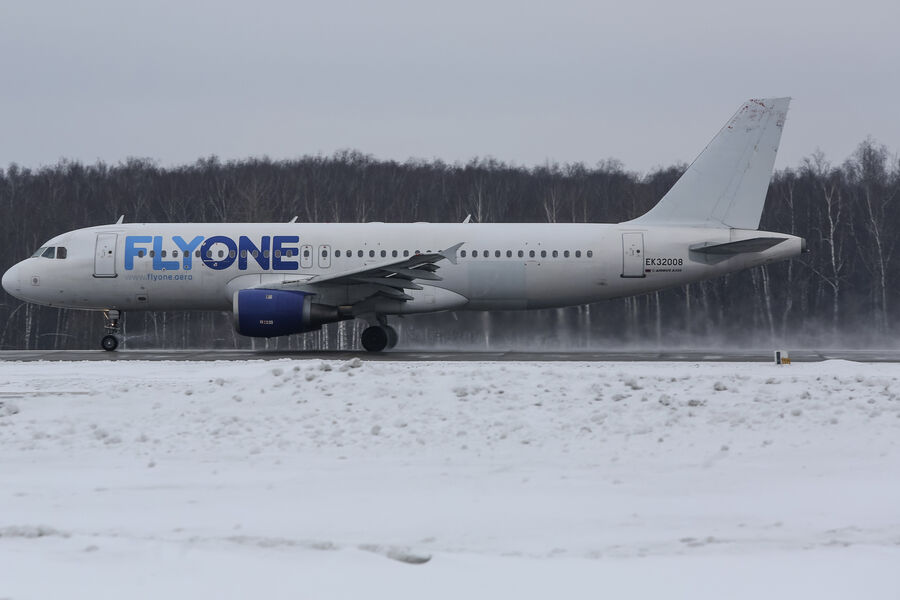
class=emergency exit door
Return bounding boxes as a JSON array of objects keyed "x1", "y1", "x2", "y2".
[
  {"x1": 621, "y1": 232, "x2": 645, "y2": 278},
  {"x1": 318, "y1": 245, "x2": 331, "y2": 268},
  {"x1": 94, "y1": 233, "x2": 118, "y2": 278},
  {"x1": 300, "y1": 244, "x2": 313, "y2": 269}
]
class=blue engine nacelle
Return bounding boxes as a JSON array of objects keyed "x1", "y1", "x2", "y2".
[{"x1": 232, "y1": 289, "x2": 342, "y2": 338}]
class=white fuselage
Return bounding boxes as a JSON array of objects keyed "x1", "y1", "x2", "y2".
[{"x1": 2, "y1": 222, "x2": 803, "y2": 314}]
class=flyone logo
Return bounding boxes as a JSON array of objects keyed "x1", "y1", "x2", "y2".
[{"x1": 124, "y1": 235, "x2": 301, "y2": 271}]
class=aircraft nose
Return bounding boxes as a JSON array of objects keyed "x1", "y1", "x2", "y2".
[{"x1": 2, "y1": 263, "x2": 22, "y2": 298}]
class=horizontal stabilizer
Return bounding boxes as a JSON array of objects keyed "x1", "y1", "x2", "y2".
[{"x1": 690, "y1": 237, "x2": 787, "y2": 255}]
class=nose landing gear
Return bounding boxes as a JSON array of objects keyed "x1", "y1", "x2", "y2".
[{"x1": 101, "y1": 309, "x2": 121, "y2": 351}]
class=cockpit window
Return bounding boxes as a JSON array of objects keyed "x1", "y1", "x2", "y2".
[
  {"x1": 56, "y1": 247, "x2": 67, "y2": 259},
  {"x1": 31, "y1": 247, "x2": 47, "y2": 258},
  {"x1": 41, "y1": 247, "x2": 56, "y2": 258}
]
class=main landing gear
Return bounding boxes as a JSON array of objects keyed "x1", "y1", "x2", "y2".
[
  {"x1": 101, "y1": 309, "x2": 121, "y2": 352},
  {"x1": 360, "y1": 321, "x2": 398, "y2": 352}
]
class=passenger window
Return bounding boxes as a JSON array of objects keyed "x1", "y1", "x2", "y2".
[
  {"x1": 403, "y1": 250, "x2": 409, "y2": 257},
  {"x1": 172, "y1": 250, "x2": 179, "y2": 258},
  {"x1": 274, "y1": 250, "x2": 282, "y2": 258},
  {"x1": 229, "y1": 250, "x2": 236, "y2": 258},
  {"x1": 461, "y1": 250, "x2": 467, "y2": 258},
  {"x1": 285, "y1": 250, "x2": 293, "y2": 258},
  {"x1": 264, "y1": 250, "x2": 270, "y2": 258},
  {"x1": 495, "y1": 250, "x2": 500, "y2": 258},
  {"x1": 564, "y1": 250, "x2": 570, "y2": 258},
  {"x1": 345, "y1": 249, "x2": 351, "y2": 257},
  {"x1": 240, "y1": 250, "x2": 247, "y2": 258},
  {"x1": 381, "y1": 250, "x2": 386, "y2": 257},
  {"x1": 322, "y1": 249, "x2": 328, "y2": 258},
  {"x1": 335, "y1": 250, "x2": 341, "y2": 258},
  {"x1": 506, "y1": 250, "x2": 512, "y2": 258},
  {"x1": 541, "y1": 250, "x2": 547, "y2": 258},
  {"x1": 151, "y1": 250, "x2": 156, "y2": 258},
  {"x1": 42, "y1": 247, "x2": 55, "y2": 258},
  {"x1": 575, "y1": 250, "x2": 581, "y2": 258},
  {"x1": 517, "y1": 250, "x2": 523, "y2": 258},
  {"x1": 303, "y1": 249, "x2": 310, "y2": 258},
  {"x1": 587, "y1": 250, "x2": 593, "y2": 258},
  {"x1": 161, "y1": 250, "x2": 167, "y2": 257},
  {"x1": 138, "y1": 250, "x2": 145, "y2": 258},
  {"x1": 252, "y1": 250, "x2": 259, "y2": 258},
  {"x1": 529, "y1": 250, "x2": 535, "y2": 258},
  {"x1": 472, "y1": 250, "x2": 478, "y2": 258},
  {"x1": 56, "y1": 247, "x2": 67, "y2": 259},
  {"x1": 218, "y1": 250, "x2": 225, "y2": 258},
  {"x1": 392, "y1": 250, "x2": 398, "y2": 257},
  {"x1": 552, "y1": 250, "x2": 558, "y2": 258},
  {"x1": 357, "y1": 250, "x2": 363, "y2": 258},
  {"x1": 369, "y1": 250, "x2": 375, "y2": 258},
  {"x1": 195, "y1": 250, "x2": 201, "y2": 258}
]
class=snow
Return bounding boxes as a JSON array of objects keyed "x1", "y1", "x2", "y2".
[{"x1": 1, "y1": 358, "x2": 899, "y2": 599}]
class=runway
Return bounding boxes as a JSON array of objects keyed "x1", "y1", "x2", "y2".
[{"x1": 3, "y1": 349, "x2": 900, "y2": 362}]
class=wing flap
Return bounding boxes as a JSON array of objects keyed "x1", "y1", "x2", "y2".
[{"x1": 349, "y1": 276, "x2": 424, "y2": 290}]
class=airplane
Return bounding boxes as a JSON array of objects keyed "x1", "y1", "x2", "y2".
[{"x1": 2, "y1": 98, "x2": 805, "y2": 352}]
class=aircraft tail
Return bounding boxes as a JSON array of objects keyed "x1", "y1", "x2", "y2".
[{"x1": 626, "y1": 97, "x2": 790, "y2": 229}]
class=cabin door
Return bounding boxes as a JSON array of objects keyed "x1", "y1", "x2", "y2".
[
  {"x1": 94, "y1": 233, "x2": 118, "y2": 278},
  {"x1": 621, "y1": 232, "x2": 645, "y2": 278}
]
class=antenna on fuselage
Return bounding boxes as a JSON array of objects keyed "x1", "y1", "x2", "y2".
[
  {"x1": 288, "y1": 216, "x2": 298, "y2": 223},
  {"x1": 115, "y1": 215, "x2": 124, "y2": 225},
  {"x1": 462, "y1": 214, "x2": 472, "y2": 224}
]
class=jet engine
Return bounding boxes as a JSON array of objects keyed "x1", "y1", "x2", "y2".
[{"x1": 232, "y1": 289, "x2": 345, "y2": 337}]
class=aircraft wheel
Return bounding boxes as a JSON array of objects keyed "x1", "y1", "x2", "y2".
[
  {"x1": 384, "y1": 325, "x2": 398, "y2": 349},
  {"x1": 361, "y1": 326, "x2": 389, "y2": 352},
  {"x1": 101, "y1": 334, "x2": 119, "y2": 352}
]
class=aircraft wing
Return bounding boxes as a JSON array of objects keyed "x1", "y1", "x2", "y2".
[{"x1": 271, "y1": 242, "x2": 464, "y2": 302}]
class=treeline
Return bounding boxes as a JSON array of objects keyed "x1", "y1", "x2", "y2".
[{"x1": 1, "y1": 141, "x2": 898, "y2": 350}]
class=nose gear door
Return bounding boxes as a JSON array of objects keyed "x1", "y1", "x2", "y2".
[{"x1": 94, "y1": 233, "x2": 118, "y2": 278}]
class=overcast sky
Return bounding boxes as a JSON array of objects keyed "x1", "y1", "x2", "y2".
[{"x1": 1, "y1": 0, "x2": 897, "y2": 173}]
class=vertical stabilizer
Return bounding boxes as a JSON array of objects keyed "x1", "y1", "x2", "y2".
[{"x1": 627, "y1": 98, "x2": 790, "y2": 229}]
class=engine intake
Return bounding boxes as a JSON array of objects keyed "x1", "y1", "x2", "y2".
[{"x1": 233, "y1": 289, "x2": 343, "y2": 337}]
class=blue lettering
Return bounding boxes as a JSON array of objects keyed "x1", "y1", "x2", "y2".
[
  {"x1": 272, "y1": 236, "x2": 299, "y2": 270},
  {"x1": 238, "y1": 236, "x2": 270, "y2": 270},
  {"x1": 200, "y1": 235, "x2": 237, "y2": 270},
  {"x1": 173, "y1": 235, "x2": 204, "y2": 270},
  {"x1": 127, "y1": 234, "x2": 298, "y2": 272},
  {"x1": 124, "y1": 236, "x2": 152, "y2": 270},
  {"x1": 152, "y1": 236, "x2": 179, "y2": 271}
]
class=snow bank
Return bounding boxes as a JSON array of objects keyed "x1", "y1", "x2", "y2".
[{"x1": 1, "y1": 359, "x2": 898, "y2": 598}]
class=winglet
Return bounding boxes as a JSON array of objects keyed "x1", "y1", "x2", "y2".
[
  {"x1": 115, "y1": 215, "x2": 124, "y2": 225},
  {"x1": 440, "y1": 242, "x2": 464, "y2": 265}
]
